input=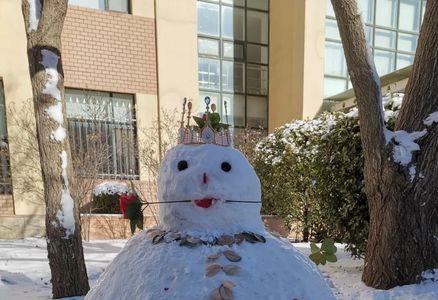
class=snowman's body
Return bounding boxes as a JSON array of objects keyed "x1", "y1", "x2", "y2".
[{"x1": 86, "y1": 144, "x2": 335, "y2": 300}]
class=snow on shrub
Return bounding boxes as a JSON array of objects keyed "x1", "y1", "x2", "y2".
[
  {"x1": 255, "y1": 93, "x2": 403, "y2": 257},
  {"x1": 92, "y1": 182, "x2": 131, "y2": 214}
]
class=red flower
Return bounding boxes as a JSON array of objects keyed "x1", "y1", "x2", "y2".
[{"x1": 119, "y1": 193, "x2": 137, "y2": 219}]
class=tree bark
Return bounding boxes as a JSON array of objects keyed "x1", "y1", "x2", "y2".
[
  {"x1": 21, "y1": 0, "x2": 90, "y2": 298},
  {"x1": 331, "y1": 0, "x2": 438, "y2": 290}
]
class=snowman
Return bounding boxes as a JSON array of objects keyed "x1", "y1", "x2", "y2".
[{"x1": 86, "y1": 98, "x2": 335, "y2": 300}]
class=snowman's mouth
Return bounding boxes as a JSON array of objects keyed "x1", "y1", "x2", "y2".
[{"x1": 193, "y1": 198, "x2": 217, "y2": 208}]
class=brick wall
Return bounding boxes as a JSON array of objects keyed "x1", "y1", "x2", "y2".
[{"x1": 62, "y1": 6, "x2": 157, "y2": 95}]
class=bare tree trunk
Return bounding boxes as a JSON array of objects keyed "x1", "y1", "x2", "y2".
[
  {"x1": 331, "y1": 0, "x2": 438, "y2": 289},
  {"x1": 21, "y1": 0, "x2": 90, "y2": 298}
]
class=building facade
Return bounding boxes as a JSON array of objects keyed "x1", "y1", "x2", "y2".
[{"x1": 0, "y1": 0, "x2": 423, "y2": 238}]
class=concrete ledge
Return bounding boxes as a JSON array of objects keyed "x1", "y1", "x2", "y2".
[{"x1": 0, "y1": 215, "x2": 45, "y2": 239}]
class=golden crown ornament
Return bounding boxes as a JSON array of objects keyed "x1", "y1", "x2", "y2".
[{"x1": 178, "y1": 96, "x2": 232, "y2": 147}]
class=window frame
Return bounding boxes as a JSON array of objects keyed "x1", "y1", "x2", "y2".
[{"x1": 65, "y1": 88, "x2": 139, "y2": 180}]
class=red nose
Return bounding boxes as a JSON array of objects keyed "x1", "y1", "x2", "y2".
[{"x1": 203, "y1": 172, "x2": 208, "y2": 184}]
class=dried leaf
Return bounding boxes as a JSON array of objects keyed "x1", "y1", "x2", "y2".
[
  {"x1": 208, "y1": 252, "x2": 222, "y2": 260},
  {"x1": 222, "y1": 280, "x2": 236, "y2": 289},
  {"x1": 186, "y1": 236, "x2": 201, "y2": 244},
  {"x1": 180, "y1": 236, "x2": 201, "y2": 248},
  {"x1": 217, "y1": 235, "x2": 234, "y2": 246},
  {"x1": 210, "y1": 288, "x2": 222, "y2": 300},
  {"x1": 234, "y1": 233, "x2": 245, "y2": 244},
  {"x1": 222, "y1": 264, "x2": 241, "y2": 275},
  {"x1": 223, "y1": 250, "x2": 241, "y2": 262},
  {"x1": 152, "y1": 233, "x2": 165, "y2": 244},
  {"x1": 219, "y1": 285, "x2": 233, "y2": 300},
  {"x1": 242, "y1": 232, "x2": 257, "y2": 243},
  {"x1": 147, "y1": 229, "x2": 165, "y2": 238},
  {"x1": 206, "y1": 264, "x2": 222, "y2": 277},
  {"x1": 253, "y1": 233, "x2": 266, "y2": 243}
]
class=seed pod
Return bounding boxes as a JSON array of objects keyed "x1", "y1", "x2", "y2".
[
  {"x1": 222, "y1": 264, "x2": 241, "y2": 276},
  {"x1": 206, "y1": 264, "x2": 222, "y2": 277},
  {"x1": 217, "y1": 235, "x2": 234, "y2": 246},
  {"x1": 208, "y1": 252, "x2": 222, "y2": 260},
  {"x1": 223, "y1": 250, "x2": 241, "y2": 262}
]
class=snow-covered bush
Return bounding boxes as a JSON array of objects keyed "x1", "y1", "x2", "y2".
[
  {"x1": 255, "y1": 93, "x2": 403, "y2": 257},
  {"x1": 92, "y1": 182, "x2": 131, "y2": 214}
]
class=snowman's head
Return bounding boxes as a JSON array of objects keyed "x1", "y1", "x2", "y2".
[{"x1": 157, "y1": 144, "x2": 263, "y2": 234}]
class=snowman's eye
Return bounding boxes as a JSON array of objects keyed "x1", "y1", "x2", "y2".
[
  {"x1": 221, "y1": 162, "x2": 232, "y2": 172},
  {"x1": 177, "y1": 160, "x2": 188, "y2": 171}
]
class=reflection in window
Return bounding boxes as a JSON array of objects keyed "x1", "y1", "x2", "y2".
[
  {"x1": 325, "y1": 42, "x2": 347, "y2": 77},
  {"x1": 374, "y1": 50, "x2": 396, "y2": 75},
  {"x1": 375, "y1": 0, "x2": 398, "y2": 28},
  {"x1": 399, "y1": 0, "x2": 421, "y2": 32},
  {"x1": 197, "y1": 1, "x2": 269, "y2": 129},
  {"x1": 69, "y1": 0, "x2": 129, "y2": 13},
  {"x1": 375, "y1": 29, "x2": 396, "y2": 49}
]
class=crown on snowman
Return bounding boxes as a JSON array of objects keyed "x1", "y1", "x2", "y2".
[{"x1": 178, "y1": 96, "x2": 232, "y2": 147}]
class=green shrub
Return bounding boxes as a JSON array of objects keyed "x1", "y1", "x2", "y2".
[{"x1": 255, "y1": 93, "x2": 402, "y2": 257}]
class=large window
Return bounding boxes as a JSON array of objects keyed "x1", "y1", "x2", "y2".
[
  {"x1": 0, "y1": 81, "x2": 12, "y2": 195},
  {"x1": 69, "y1": 0, "x2": 130, "y2": 13},
  {"x1": 65, "y1": 89, "x2": 139, "y2": 179},
  {"x1": 324, "y1": 0, "x2": 426, "y2": 97},
  {"x1": 197, "y1": 0, "x2": 269, "y2": 130}
]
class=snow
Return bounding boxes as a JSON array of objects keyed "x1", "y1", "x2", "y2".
[
  {"x1": 26, "y1": 0, "x2": 41, "y2": 32},
  {"x1": 51, "y1": 126, "x2": 66, "y2": 142},
  {"x1": 384, "y1": 128, "x2": 427, "y2": 165},
  {"x1": 424, "y1": 111, "x2": 438, "y2": 126},
  {"x1": 1, "y1": 238, "x2": 437, "y2": 300},
  {"x1": 93, "y1": 182, "x2": 130, "y2": 196},
  {"x1": 345, "y1": 107, "x2": 359, "y2": 118},
  {"x1": 45, "y1": 102, "x2": 64, "y2": 125},
  {"x1": 56, "y1": 151, "x2": 75, "y2": 236},
  {"x1": 40, "y1": 50, "x2": 61, "y2": 101}
]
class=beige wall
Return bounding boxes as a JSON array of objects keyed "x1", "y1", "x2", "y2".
[
  {"x1": 155, "y1": 0, "x2": 199, "y2": 113},
  {"x1": 269, "y1": 0, "x2": 325, "y2": 132},
  {"x1": 0, "y1": 0, "x2": 45, "y2": 216},
  {"x1": 131, "y1": 0, "x2": 155, "y2": 19}
]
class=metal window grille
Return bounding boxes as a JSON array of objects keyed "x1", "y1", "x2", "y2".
[
  {"x1": 0, "y1": 81, "x2": 12, "y2": 195},
  {"x1": 66, "y1": 89, "x2": 139, "y2": 179}
]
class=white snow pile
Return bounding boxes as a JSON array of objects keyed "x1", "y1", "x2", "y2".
[
  {"x1": 26, "y1": 0, "x2": 41, "y2": 32},
  {"x1": 384, "y1": 128, "x2": 427, "y2": 166},
  {"x1": 55, "y1": 151, "x2": 75, "y2": 236},
  {"x1": 424, "y1": 111, "x2": 438, "y2": 126},
  {"x1": 93, "y1": 182, "x2": 130, "y2": 196}
]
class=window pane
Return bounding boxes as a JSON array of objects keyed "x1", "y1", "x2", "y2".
[
  {"x1": 375, "y1": 0, "x2": 398, "y2": 28},
  {"x1": 326, "y1": 0, "x2": 335, "y2": 17},
  {"x1": 325, "y1": 19, "x2": 340, "y2": 41},
  {"x1": 247, "y1": 96, "x2": 268, "y2": 129},
  {"x1": 107, "y1": 0, "x2": 129, "y2": 13},
  {"x1": 198, "y1": 2, "x2": 219, "y2": 36},
  {"x1": 247, "y1": 64, "x2": 268, "y2": 95},
  {"x1": 69, "y1": 0, "x2": 105, "y2": 10},
  {"x1": 399, "y1": 0, "x2": 421, "y2": 32},
  {"x1": 222, "y1": 6, "x2": 245, "y2": 40},
  {"x1": 374, "y1": 50, "x2": 395, "y2": 75},
  {"x1": 199, "y1": 92, "x2": 221, "y2": 114},
  {"x1": 222, "y1": 61, "x2": 245, "y2": 93},
  {"x1": 374, "y1": 29, "x2": 396, "y2": 49},
  {"x1": 247, "y1": 44, "x2": 268, "y2": 64},
  {"x1": 397, "y1": 53, "x2": 414, "y2": 69},
  {"x1": 66, "y1": 89, "x2": 111, "y2": 120},
  {"x1": 325, "y1": 41, "x2": 347, "y2": 77},
  {"x1": 398, "y1": 33, "x2": 418, "y2": 52},
  {"x1": 222, "y1": 41, "x2": 244, "y2": 60},
  {"x1": 112, "y1": 93, "x2": 134, "y2": 122},
  {"x1": 365, "y1": 25, "x2": 373, "y2": 45},
  {"x1": 247, "y1": 11, "x2": 269, "y2": 44},
  {"x1": 198, "y1": 57, "x2": 220, "y2": 90},
  {"x1": 324, "y1": 77, "x2": 347, "y2": 97},
  {"x1": 247, "y1": 0, "x2": 269, "y2": 11},
  {"x1": 198, "y1": 38, "x2": 219, "y2": 56},
  {"x1": 358, "y1": 0, "x2": 374, "y2": 23},
  {"x1": 222, "y1": 94, "x2": 245, "y2": 127}
]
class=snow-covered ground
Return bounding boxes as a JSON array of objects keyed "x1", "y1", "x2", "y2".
[{"x1": 0, "y1": 238, "x2": 436, "y2": 300}]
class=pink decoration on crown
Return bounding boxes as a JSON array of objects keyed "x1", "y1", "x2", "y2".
[{"x1": 178, "y1": 97, "x2": 232, "y2": 147}]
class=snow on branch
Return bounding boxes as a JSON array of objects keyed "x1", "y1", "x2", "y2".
[
  {"x1": 27, "y1": 0, "x2": 41, "y2": 33},
  {"x1": 384, "y1": 128, "x2": 427, "y2": 166},
  {"x1": 424, "y1": 112, "x2": 438, "y2": 126}
]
